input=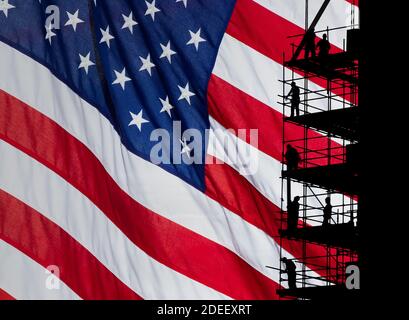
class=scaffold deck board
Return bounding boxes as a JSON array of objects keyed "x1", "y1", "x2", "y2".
[
  {"x1": 286, "y1": 52, "x2": 358, "y2": 84},
  {"x1": 283, "y1": 164, "x2": 359, "y2": 195}
]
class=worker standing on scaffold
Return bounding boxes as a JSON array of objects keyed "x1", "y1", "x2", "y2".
[
  {"x1": 281, "y1": 257, "x2": 297, "y2": 290},
  {"x1": 285, "y1": 144, "x2": 301, "y2": 171},
  {"x1": 317, "y1": 33, "x2": 331, "y2": 59},
  {"x1": 322, "y1": 196, "x2": 333, "y2": 227},
  {"x1": 304, "y1": 27, "x2": 316, "y2": 59},
  {"x1": 287, "y1": 196, "x2": 300, "y2": 232},
  {"x1": 286, "y1": 81, "x2": 301, "y2": 117}
]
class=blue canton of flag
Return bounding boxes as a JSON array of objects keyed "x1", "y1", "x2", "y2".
[{"x1": 0, "y1": 0, "x2": 236, "y2": 191}]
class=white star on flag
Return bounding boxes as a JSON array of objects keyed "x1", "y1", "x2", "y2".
[
  {"x1": 176, "y1": 0, "x2": 188, "y2": 8},
  {"x1": 0, "y1": 0, "x2": 15, "y2": 17},
  {"x1": 139, "y1": 54, "x2": 156, "y2": 76},
  {"x1": 160, "y1": 41, "x2": 177, "y2": 63},
  {"x1": 112, "y1": 68, "x2": 131, "y2": 90},
  {"x1": 145, "y1": 0, "x2": 160, "y2": 21},
  {"x1": 99, "y1": 26, "x2": 115, "y2": 47},
  {"x1": 122, "y1": 12, "x2": 138, "y2": 34},
  {"x1": 180, "y1": 138, "x2": 192, "y2": 158},
  {"x1": 178, "y1": 83, "x2": 195, "y2": 105},
  {"x1": 65, "y1": 10, "x2": 84, "y2": 31},
  {"x1": 159, "y1": 96, "x2": 174, "y2": 117},
  {"x1": 45, "y1": 23, "x2": 56, "y2": 44},
  {"x1": 78, "y1": 52, "x2": 95, "y2": 74},
  {"x1": 129, "y1": 110, "x2": 149, "y2": 131},
  {"x1": 186, "y1": 28, "x2": 206, "y2": 51}
]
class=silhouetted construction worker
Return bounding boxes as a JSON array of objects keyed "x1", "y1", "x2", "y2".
[
  {"x1": 281, "y1": 257, "x2": 297, "y2": 290},
  {"x1": 287, "y1": 196, "x2": 300, "y2": 232},
  {"x1": 322, "y1": 197, "x2": 332, "y2": 227},
  {"x1": 317, "y1": 33, "x2": 331, "y2": 59},
  {"x1": 304, "y1": 28, "x2": 316, "y2": 59},
  {"x1": 286, "y1": 82, "x2": 300, "y2": 117},
  {"x1": 285, "y1": 144, "x2": 301, "y2": 171}
]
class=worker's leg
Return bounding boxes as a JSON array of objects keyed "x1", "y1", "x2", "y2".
[
  {"x1": 304, "y1": 47, "x2": 310, "y2": 59},
  {"x1": 311, "y1": 47, "x2": 316, "y2": 58},
  {"x1": 288, "y1": 161, "x2": 295, "y2": 171},
  {"x1": 288, "y1": 274, "x2": 297, "y2": 290},
  {"x1": 288, "y1": 217, "x2": 295, "y2": 231}
]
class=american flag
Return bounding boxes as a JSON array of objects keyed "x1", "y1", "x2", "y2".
[{"x1": 0, "y1": 0, "x2": 358, "y2": 300}]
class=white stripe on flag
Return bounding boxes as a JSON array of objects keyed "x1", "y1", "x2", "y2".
[
  {"x1": 213, "y1": 33, "x2": 346, "y2": 118},
  {"x1": 208, "y1": 116, "x2": 351, "y2": 226},
  {"x1": 253, "y1": 0, "x2": 359, "y2": 50},
  {"x1": 0, "y1": 239, "x2": 81, "y2": 300},
  {"x1": 0, "y1": 139, "x2": 229, "y2": 300}
]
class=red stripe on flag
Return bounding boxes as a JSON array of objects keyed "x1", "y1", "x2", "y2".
[
  {"x1": 345, "y1": 0, "x2": 359, "y2": 6},
  {"x1": 205, "y1": 156, "x2": 280, "y2": 238},
  {"x1": 226, "y1": 0, "x2": 351, "y2": 101},
  {"x1": 208, "y1": 75, "x2": 344, "y2": 167},
  {"x1": 0, "y1": 288, "x2": 15, "y2": 300},
  {"x1": 205, "y1": 155, "x2": 342, "y2": 279},
  {"x1": 0, "y1": 89, "x2": 281, "y2": 300},
  {"x1": 0, "y1": 189, "x2": 141, "y2": 300}
]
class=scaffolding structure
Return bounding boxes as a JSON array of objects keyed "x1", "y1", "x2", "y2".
[{"x1": 276, "y1": 0, "x2": 361, "y2": 300}]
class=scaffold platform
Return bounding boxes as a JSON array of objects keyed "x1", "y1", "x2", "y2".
[
  {"x1": 285, "y1": 107, "x2": 360, "y2": 141},
  {"x1": 280, "y1": 223, "x2": 359, "y2": 250},
  {"x1": 286, "y1": 52, "x2": 358, "y2": 85},
  {"x1": 283, "y1": 163, "x2": 360, "y2": 196}
]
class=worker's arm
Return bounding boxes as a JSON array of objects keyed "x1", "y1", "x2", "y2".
[
  {"x1": 286, "y1": 88, "x2": 293, "y2": 100},
  {"x1": 296, "y1": 151, "x2": 301, "y2": 161}
]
